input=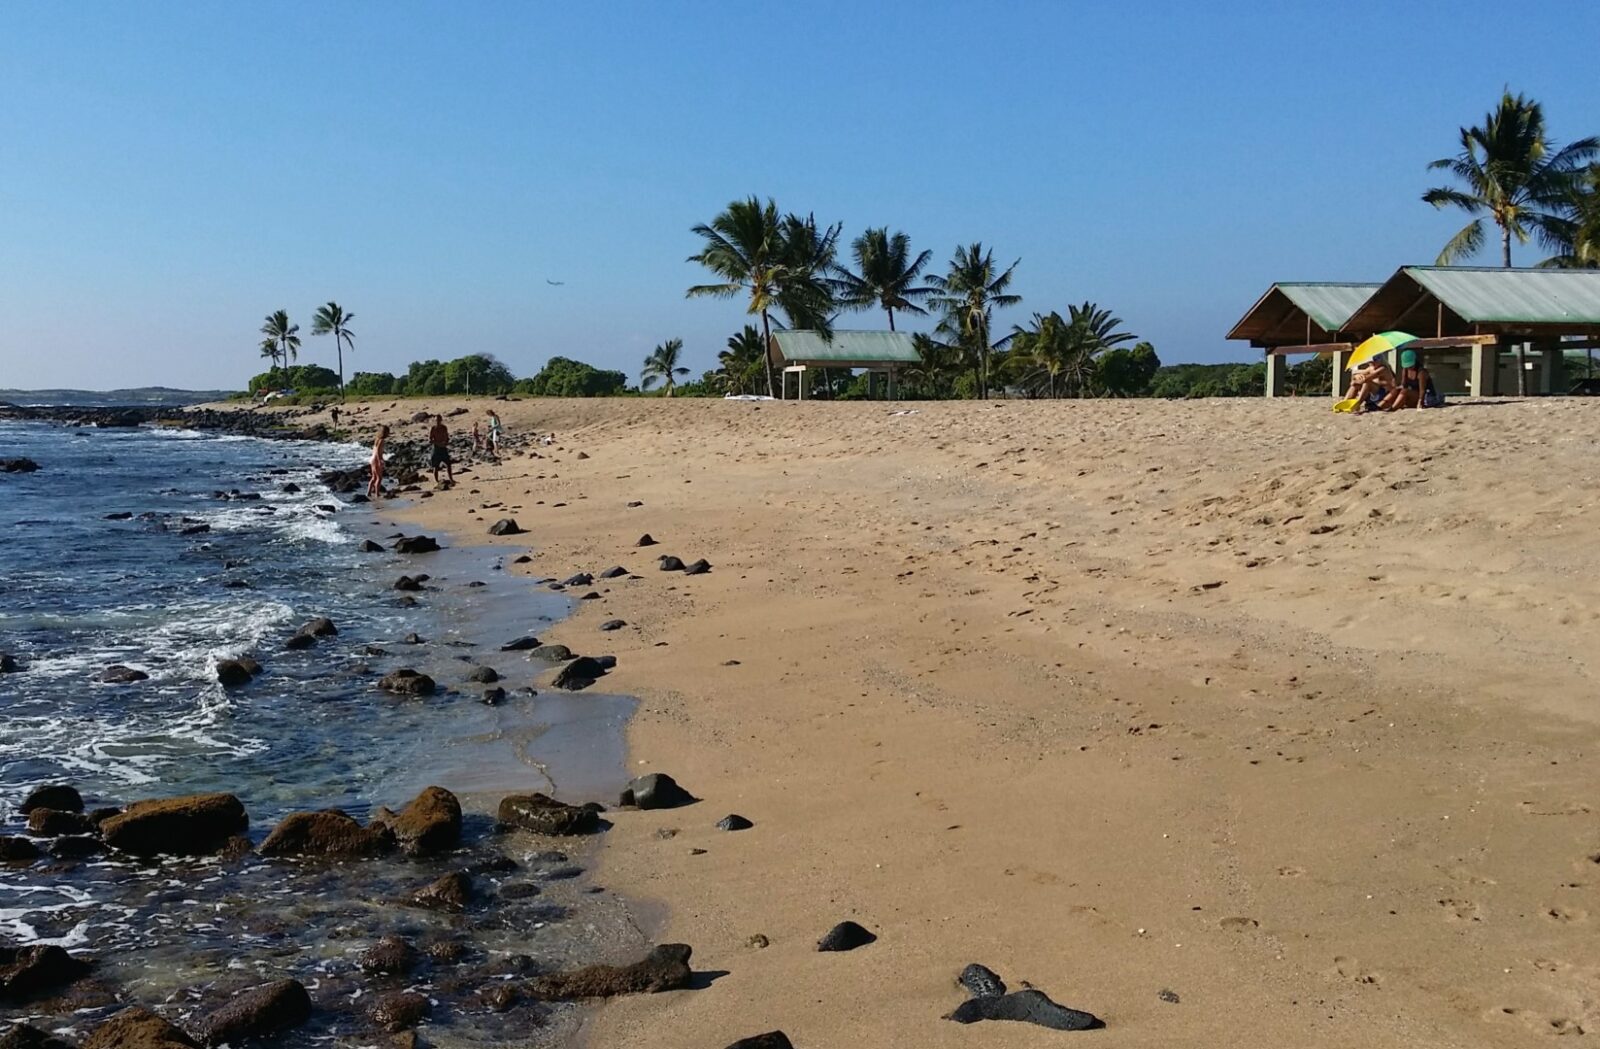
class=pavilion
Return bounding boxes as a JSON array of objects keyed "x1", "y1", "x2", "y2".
[{"x1": 768, "y1": 330, "x2": 920, "y2": 400}]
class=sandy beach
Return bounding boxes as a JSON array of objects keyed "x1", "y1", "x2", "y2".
[{"x1": 281, "y1": 395, "x2": 1600, "y2": 1047}]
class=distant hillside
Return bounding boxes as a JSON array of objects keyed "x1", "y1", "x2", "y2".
[{"x1": 0, "y1": 387, "x2": 236, "y2": 408}]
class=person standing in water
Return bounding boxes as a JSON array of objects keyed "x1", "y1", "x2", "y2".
[
  {"x1": 428, "y1": 414, "x2": 453, "y2": 485},
  {"x1": 367, "y1": 425, "x2": 389, "y2": 498},
  {"x1": 485, "y1": 409, "x2": 503, "y2": 456}
]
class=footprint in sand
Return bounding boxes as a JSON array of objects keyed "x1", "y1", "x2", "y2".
[
  {"x1": 1276, "y1": 866, "x2": 1306, "y2": 878},
  {"x1": 1219, "y1": 917, "x2": 1259, "y2": 932},
  {"x1": 1490, "y1": 1007, "x2": 1586, "y2": 1037},
  {"x1": 1438, "y1": 897, "x2": 1483, "y2": 922},
  {"x1": 1330, "y1": 956, "x2": 1382, "y2": 986},
  {"x1": 1543, "y1": 906, "x2": 1587, "y2": 924}
]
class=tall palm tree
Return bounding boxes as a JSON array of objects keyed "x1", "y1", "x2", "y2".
[
  {"x1": 260, "y1": 310, "x2": 300, "y2": 384},
  {"x1": 258, "y1": 338, "x2": 281, "y2": 387},
  {"x1": 1007, "y1": 312, "x2": 1077, "y2": 398},
  {"x1": 686, "y1": 197, "x2": 840, "y2": 396},
  {"x1": 1545, "y1": 166, "x2": 1600, "y2": 269},
  {"x1": 718, "y1": 326, "x2": 766, "y2": 395},
  {"x1": 834, "y1": 228, "x2": 933, "y2": 331},
  {"x1": 310, "y1": 302, "x2": 356, "y2": 401},
  {"x1": 926, "y1": 243, "x2": 1021, "y2": 399},
  {"x1": 641, "y1": 338, "x2": 690, "y2": 395},
  {"x1": 1423, "y1": 91, "x2": 1600, "y2": 267}
]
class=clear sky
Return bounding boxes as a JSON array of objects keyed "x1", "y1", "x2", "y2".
[{"x1": 2, "y1": 1, "x2": 1597, "y2": 390}]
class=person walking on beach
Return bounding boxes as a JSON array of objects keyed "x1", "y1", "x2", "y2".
[
  {"x1": 428, "y1": 414, "x2": 454, "y2": 485},
  {"x1": 368, "y1": 425, "x2": 389, "y2": 499},
  {"x1": 485, "y1": 409, "x2": 504, "y2": 456}
]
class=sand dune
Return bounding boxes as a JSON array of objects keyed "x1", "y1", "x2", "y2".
[{"x1": 298, "y1": 395, "x2": 1600, "y2": 1046}]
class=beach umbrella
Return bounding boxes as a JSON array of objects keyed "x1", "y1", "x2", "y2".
[{"x1": 1346, "y1": 331, "x2": 1417, "y2": 371}]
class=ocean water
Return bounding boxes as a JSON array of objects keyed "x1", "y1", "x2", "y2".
[{"x1": 0, "y1": 420, "x2": 642, "y2": 1045}]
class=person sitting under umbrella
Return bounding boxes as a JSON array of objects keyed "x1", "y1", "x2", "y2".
[
  {"x1": 1345, "y1": 357, "x2": 1396, "y2": 413},
  {"x1": 1379, "y1": 349, "x2": 1441, "y2": 411}
]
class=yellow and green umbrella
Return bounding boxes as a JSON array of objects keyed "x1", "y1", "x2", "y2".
[{"x1": 1346, "y1": 331, "x2": 1417, "y2": 371}]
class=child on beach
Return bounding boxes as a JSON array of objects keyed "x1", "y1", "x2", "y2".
[
  {"x1": 368, "y1": 425, "x2": 389, "y2": 499},
  {"x1": 428, "y1": 415, "x2": 453, "y2": 484},
  {"x1": 486, "y1": 409, "x2": 503, "y2": 456},
  {"x1": 472, "y1": 421, "x2": 483, "y2": 451},
  {"x1": 1379, "y1": 349, "x2": 1441, "y2": 411}
]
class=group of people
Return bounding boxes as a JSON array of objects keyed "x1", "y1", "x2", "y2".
[
  {"x1": 366, "y1": 408, "x2": 504, "y2": 499},
  {"x1": 1342, "y1": 349, "x2": 1443, "y2": 413}
]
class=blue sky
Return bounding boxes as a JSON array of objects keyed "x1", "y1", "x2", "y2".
[{"x1": 1, "y1": 1, "x2": 1597, "y2": 389}]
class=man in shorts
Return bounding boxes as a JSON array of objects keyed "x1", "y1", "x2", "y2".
[{"x1": 428, "y1": 415, "x2": 454, "y2": 485}]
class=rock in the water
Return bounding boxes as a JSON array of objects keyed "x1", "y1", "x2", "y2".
[
  {"x1": 360, "y1": 539, "x2": 385, "y2": 553},
  {"x1": 376, "y1": 786, "x2": 461, "y2": 857},
  {"x1": 958, "y1": 963, "x2": 1007, "y2": 998},
  {"x1": 408, "y1": 870, "x2": 473, "y2": 911},
  {"x1": 466, "y1": 665, "x2": 498, "y2": 683},
  {"x1": 280, "y1": 482, "x2": 302, "y2": 494},
  {"x1": 379, "y1": 669, "x2": 436, "y2": 696},
  {"x1": 529, "y1": 944, "x2": 692, "y2": 999},
  {"x1": 196, "y1": 978, "x2": 311, "y2": 1046},
  {"x1": 1, "y1": 459, "x2": 40, "y2": 474},
  {"x1": 497, "y1": 793, "x2": 601, "y2": 836},
  {"x1": 393, "y1": 536, "x2": 440, "y2": 554},
  {"x1": 500, "y1": 635, "x2": 540, "y2": 651},
  {"x1": 683, "y1": 558, "x2": 712, "y2": 576},
  {"x1": 284, "y1": 633, "x2": 316, "y2": 650},
  {"x1": 369, "y1": 990, "x2": 431, "y2": 1032},
  {"x1": 100, "y1": 792, "x2": 249, "y2": 857},
  {"x1": 99, "y1": 665, "x2": 149, "y2": 684},
  {"x1": 656, "y1": 555, "x2": 684, "y2": 571},
  {"x1": 402, "y1": 632, "x2": 425, "y2": 645},
  {"x1": 619, "y1": 773, "x2": 695, "y2": 810},
  {"x1": 26, "y1": 808, "x2": 94, "y2": 837},
  {"x1": 20, "y1": 785, "x2": 82, "y2": 814},
  {"x1": 725, "y1": 1035, "x2": 794, "y2": 1049},
  {"x1": 817, "y1": 920, "x2": 876, "y2": 952},
  {"x1": 298, "y1": 617, "x2": 337, "y2": 638},
  {"x1": 393, "y1": 575, "x2": 423, "y2": 591},
  {"x1": 946, "y1": 988, "x2": 1103, "y2": 1030},
  {"x1": 488, "y1": 518, "x2": 522, "y2": 536},
  {"x1": 215, "y1": 658, "x2": 256, "y2": 687},
  {"x1": 82, "y1": 1006, "x2": 198, "y2": 1049},
  {"x1": 482, "y1": 686, "x2": 507, "y2": 705},
  {"x1": 0, "y1": 1023, "x2": 74, "y2": 1049},
  {"x1": 0, "y1": 655, "x2": 20, "y2": 674},
  {"x1": 0, "y1": 837, "x2": 41, "y2": 864},
  {"x1": 599, "y1": 619, "x2": 626, "y2": 632},
  {"x1": 359, "y1": 936, "x2": 417, "y2": 975},
  {"x1": 528, "y1": 644, "x2": 572, "y2": 662},
  {"x1": 716, "y1": 814, "x2": 753, "y2": 832},
  {"x1": 636, "y1": 534, "x2": 657, "y2": 547},
  {"x1": 48, "y1": 835, "x2": 102, "y2": 860},
  {"x1": 598, "y1": 566, "x2": 628, "y2": 579},
  {"x1": 551, "y1": 656, "x2": 607, "y2": 690},
  {"x1": 259, "y1": 810, "x2": 395, "y2": 858},
  {"x1": 0, "y1": 945, "x2": 90, "y2": 1002}
]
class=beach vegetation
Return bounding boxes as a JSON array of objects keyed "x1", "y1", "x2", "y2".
[
  {"x1": 641, "y1": 338, "x2": 690, "y2": 395},
  {"x1": 309, "y1": 302, "x2": 356, "y2": 401},
  {"x1": 515, "y1": 356, "x2": 629, "y2": 397},
  {"x1": 833, "y1": 228, "x2": 934, "y2": 332},
  {"x1": 927, "y1": 243, "x2": 1022, "y2": 400},
  {"x1": 258, "y1": 310, "x2": 300, "y2": 383}
]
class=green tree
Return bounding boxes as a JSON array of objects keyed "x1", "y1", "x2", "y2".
[
  {"x1": 310, "y1": 302, "x2": 356, "y2": 401},
  {"x1": 1424, "y1": 91, "x2": 1599, "y2": 267},
  {"x1": 1546, "y1": 166, "x2": 1600, "y2": 268},
  {"x1": 902, "y1": 333, "x2": 964, "y2": 399},
  {"x1": 443, "y1": 354, "x2": 515, "y2": 395},
  {"x1": 686, "y1": 196, "x2": 840, "y2": 397},
  {"x1": 641, "y1": 338, "x2": 690, "y2": 395},
  {"x1": 926, "y1": 243, "x2": 1021, "y2": 399},
  {"x1": 833, "y1": 228, "x2": 932, "y2": 331},
  {"x1": 518, "y1": 356, "x2": 628, "y2": 397},
  {"x1": 716, "y1": 326, "x2": 766, "y2": 395},
  {"x1": 257, "y1": 338, "x2": 281, "y2": 387},
  {"x1": 1097, "y1": 341, "x2": 1161, "y2": 397},
  {"x1": 260, "y1": 310, "x2": 300, "y2": 383},
  {"x1": 346, "y1": 371, "x2": 396, "y2": 396},
  {"x1": 1005, "y1": 312, "x2": 1077, "y2": 398}
]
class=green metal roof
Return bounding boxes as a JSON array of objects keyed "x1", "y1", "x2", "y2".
[
  {"x1": 770, "y1": 330, "x2": 920, "y2": 365},
  {"x1": 1225, "y1": 282, "x2": 1380, "y2": 344},
  {"x1": 1275, "y1": 283, "x2": 1382, "y2": 332},
  {"x1": 1402, "y1": 267, "x2": 1600, "y2": 324}
]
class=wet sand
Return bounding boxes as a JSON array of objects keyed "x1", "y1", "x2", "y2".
[{"x1": 261, "y1": 395, "x2": 1600, "y2": 1047}]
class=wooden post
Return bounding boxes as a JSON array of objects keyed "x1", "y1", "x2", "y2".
[
  {"x1": 1330, "y1": 349, "x2": 1350, "y2": 398},
  {"x1": 1265, "y1": 353, "x2": 1286, "y2": 397}
]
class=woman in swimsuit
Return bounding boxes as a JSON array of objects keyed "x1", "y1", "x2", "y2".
[
  {"x1": 485, "y1": 410, "x2": 503, "y2": 456},
  {"x1": 1380, "y1": 349, "x2": 1434, "y2": 412},
  {"x1": 368, "y1": 425, "x2": 389, "y2": 498}
]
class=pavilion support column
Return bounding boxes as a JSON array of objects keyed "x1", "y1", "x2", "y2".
[
  {"x1": 1264, "y1": 354, "x2": 1286, "y2": 398},
  {"x1": 1330, "y1": 349, "x2": 1350, "y2": 398},
  {"x1": 1539, "y1": 345, "x2": 1560, "y2": 395},
  {"x1": 1470, "y1": 344, "x2": 1498, "y2": 398}
]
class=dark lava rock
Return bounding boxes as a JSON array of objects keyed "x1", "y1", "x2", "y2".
[
  {"x1": 683, "y1": 558, "x2": 712, "y2": 576},
  {"x1": 0, "y1": 1023, "x2": 74, "y2": 1049},
  {"x1": 488, "y1": 518, "x2": 523, "y2": 536},
  {"x1": 359, "y1": 936, "x2": 417, "y2": 975},
  {"x1": 369, "y1": 990, "x2": 431, "y2": 1032},
  {"x1": 636, "y1": 534, "x2": 658, "y2": 547},
  {"x1": 497, "y1": 793, "x2": 601, "y2": 836},
  {"x1": 657, "y1": 555, "x2": 684, "y2": 571},
  {"x1": 527, "y1": 644, "x2": 572, "y2": 662},
  {"x1": 393, "y1": 536, "x2": 440, "y2": 554},
  {"x1": 299, "y1": 617, "x2": 338, "y2": 638},
  {"x1": 0, "y1": 945, "x2": 90, "y2": 1002},
  {"x1": 105, "y1": 511, "x2": 134, "y2": 520},
  {"x1": 179, "y1": 523, "x2": 211, "y2": 536},
  {"x1": 375, "y1": 786, "x2": 461, "y2": 857},
  {"x1": 481, "y1": 686, "x2": 507, "y2": 705},
  {"x1": 466, "y1": 665, "x2": 499, "y2": 683},
  {"x1": 402, "y1": 632, "x2": 425, "y2": 645},
  {"x1": 284, "y1": 633, "x2": 316, "y2": 650},
  {"x1": 619, "y1": 773, "x2": 695, "y2": 810},
  {"x1": 215, "y1": 658, "x2": 256, "y2": 687},
  {"x1": 237, "y1": 657, "x2": 262, "y2": 676},
  {"x1": 26, "y1": 808, "x2": 95, "y2": 837},
  {"x1": 393, "y1": 575, "x2": 423, "y2": 591},
  {"x1": 196, "y1": 978, "x2": 311, "y2": 1046},
  {"x1": 259, "y1": 810, "x2": 395, "y2": 858},
  {"x1": 87, "y1": 807, "x2": 120, "y2": 825},
  {"x1": 81, "y1": 1006, "x2": 199, "y2": 1048},
  {"x1": 409, "y1": 870, "x2": 473, "y2": 911},
  {"x1": 0, "y1": 837, "x2": 41, "y2": 863},
  {"x1": 599, "y1": 619, "x2": 626, "y2": 632},
  {"x1": 513, "y1": 554, "x2": 533, "y2": 563},
  {"x1": 560, "y1": 572, "x2": 593, "y2": 587},
  {"x1": 360, "y1": 539, "x2": 385, "y2": 553},
  {"x1": 479, "y1": 983, "x2": 520, "y2": 1012},
  {"x1": 20, "y1": 785, "x2": 82, "y2": 814},
  {"x1": 99, "y1": 665, "x2": 149, "y2": 684},
  {"x1": 425, "y1": 939, "x2": 468, "y2": 963},
  {"x1": 946, "y1": 988, "x2": 1104, "y2": 1031},
  {"x1": 529, "y1": 943, "x2": 692, "y2": 999},
  {"x1": 725, "y1": 1034, "x2": 794, "y2": 1049},
  {"x1": 958, "y1": 963, "x2": 1007, "y2": 998},
  {"x1": 598, "y1": 566, "x2": 628, "y2": 579},
  {"x1": 280, "y1": 482, "x2": 302, "y2": 494},
  {"x1": 500, "y1": 635, "x2": 540, "y2": 651},
  {"x1": 379, "y1": 669, "x2": 436, "y2": 696},
  {"x1": 48, "y1": 836, "x2": 103, "y2": 860},
  {"x1": 817, "y1": 920, "x2": 876, "y2": 952},
  {"x1": 716, "y1": 814, "x2": 754, "y2": 832},
  {"x1": 498, "y1": 882, "x2": 542, "y2": 900},
  {"x1": 0, "y1": 655, "x2": 20, "y2": 673},
  {"x1": 100, "y1": 792, "x2": 249, "y2": 857},
  {"x1": 551, "y1": 656, "x2": 607, "y2": 690}
]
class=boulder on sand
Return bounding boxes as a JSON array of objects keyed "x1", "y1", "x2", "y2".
[
  {"x1": 81, "y1": 1006, "x2": 198, "y2": 1049},
  {"x1": 195, "y1": 978, "x2": 312, "y2": 1046},
  {"x1": 551, "y1": 656, "x2": 607, "y2": 690},
  {"x1": 99, "y1": 792, "x2": 248, "y2": 857},
  {"x1": 378, "y1": 669, "x2": 436, "y2": 696},
  {"x1": 527, "y1": 644, "x2": 572, "y2": 662},
  {"x1": 946, "y1": 988, "x2": 1104, "y2": 1031},
  {"x1": 372, "y1": 786, "x2": 461, "y2": 857},
  {"x1": 20, "y1": 785, "x2": 82, "y2": 814},
  {"x1": 393, "y1": 536, "x2": 440, "y2": 554},
  {"x1": 656, "y1": 555, "x2": 684, "y2": 571},
  {"x1": 618, "y1": 773, "x2": 695, "y2": 810},
  {"x1": 258, "y1": 810, "x2": 396, "y2": 858},
  {"x1": 0, "y1": 945, "x2": 90, "y2": 1002},
  {"x1": 488, "y1": 518, "x2": 522, "y2": 536},
  {"x1": 725, "y1": 1035, "x2": 795, "y2": 1049},
  {"x1": 529, "y1": 943, "x2": 692, "y2": 999},
  {"x1": 496, "y1": 793, "x2": 601, "y2": 836},
  {"x1": 817, "y1": 920, "x2": 876, "y2": 952},
  {"x1": 500, "y1": 635, "x2": 540, "y2": 651}
]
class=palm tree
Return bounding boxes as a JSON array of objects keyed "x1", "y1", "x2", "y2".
[
  {"x1": 903, "y1": 333, "x2": 964, "y2": 399},
  {"x1": 258, "y1": 338, "x2": 281, "y2": 388},
  {"x1": 1423, "y1": 91, "x2": 1600, "y2": 267},
  {"x1": 687, "y1": 197, "x2": 841, "y2": 396},
  {"x1": 834, "y1": 228, "x2": 933, "y2": 331},
  {"x1": 310, "y1": 302, "x2": 356, "y2": 401},
  {"x1": 717, "y1": 326, "x2": 766, "y2": 395},
  {"x1": 1545, "y1": 166, "x2": 1600, "y2": 269},
  {"x1": 1006, "y1": 312, "x2": 1077, "y2": 398},
  {"x1": 260, "y1": 310, "x2": 300, "y2": 384},
  {"x1": 641, "y1": 338, "x2": 691, "y2": 395},
  {"x1": 926, "y1": 243, "x2": 1021, "y2": 398}
]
